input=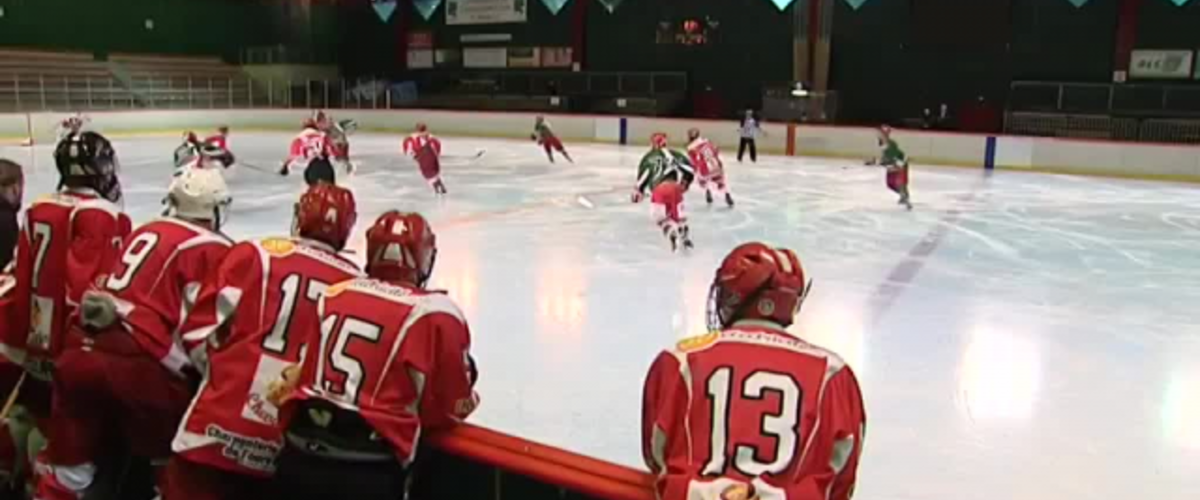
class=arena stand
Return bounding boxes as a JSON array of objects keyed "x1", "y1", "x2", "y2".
[
  {"x1": 108, "y1": 53, "x2": 265, "y2": 109},
  {"x1": 1006, "y1": 81, "x2": 1200, "y2": 144},
  {"x1": 0, "y1": 49, "x2": 136, "y2": 112}
]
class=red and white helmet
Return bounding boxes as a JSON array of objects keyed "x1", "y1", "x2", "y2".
[
  {"x1": 706, "y1": 242, "x2": 812, "y2": 331},
  {"x1": 365, "y1": 211, "x2": 437, "y2": 288},
  {"x1": 651, "y1": 132, "x2": 668, "y2": 149},
  {"x1": 293, "y1": 183, "x2": 357, "y2": 251}
]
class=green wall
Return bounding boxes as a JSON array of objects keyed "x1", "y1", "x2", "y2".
[
  {"x1": 831, "y1": 0, "x2": 1120, "y2": 124},
  {"x1": 0, "y1": 0, "x2": 281, "y2": 58},
  {"x1": 587, "y1": 0, "x2": 794, "y2": 114},
  {"x1": 1135, "y1": 0, "x2": 1200, "y2": 49}
]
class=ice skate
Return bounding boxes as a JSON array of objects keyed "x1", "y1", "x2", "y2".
[
  {"x1": 725, "y1": 193, "x2": 735, "y2": 208},
  {"x1": 706, "y1": 190, "x2": 714, "y2": 205}
]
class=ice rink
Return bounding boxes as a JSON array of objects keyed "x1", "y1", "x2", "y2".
[{"x1": 4, "y1": 131, "x2": 1198, "y2": 500}]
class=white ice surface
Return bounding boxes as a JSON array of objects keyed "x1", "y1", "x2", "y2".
[{"x1": 4, "y1": 132, "x2": 1199, "y2": 500}]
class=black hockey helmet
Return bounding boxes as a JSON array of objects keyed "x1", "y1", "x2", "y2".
[{"x1": 55, "y1": 131, "x2": 122, "y2": 203}]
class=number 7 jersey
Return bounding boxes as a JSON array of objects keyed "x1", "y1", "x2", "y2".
[
  {"x1": 0, "y1": 191, "x2": 130, "y2": 371},
  {"x1": 173, "y1": 237, "x2": 361, "y2": 477},
  {"x1": 642, "y1": 324, "x2": 866, "y2": 500}
]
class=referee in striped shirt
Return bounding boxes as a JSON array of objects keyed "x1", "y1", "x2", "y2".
[{"x1": 738, "y1": 109, "x2": 762, "y2": 163}]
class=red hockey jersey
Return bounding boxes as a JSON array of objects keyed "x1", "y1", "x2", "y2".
[
  {"x1": 403, "y1": 133, "x2": 443, "y2": 180},
  {"x1": 288, "y1": 129, "x2": 333, "y2": 163},
  {"x1": 687, "y1": 138, "x2": 725, "y2": 181},
  {"x1": 642, "y1": 323, "x2": 865, "y2": 500},
  {"x1": 100, "y1": 218, "x2": 232, "y2": 376},
  {"x1": 0, "y1": 190, "x2": 130, "y2": 373},
  {"x1": 204, "y1": 134, "x2": 228, "y2": 151},
  {"x1": 284, "y1": 278, "x2": 479, "y2": 465},
  {"x1": 173, "y1": 237, "x2": 361, "y2": 476}
]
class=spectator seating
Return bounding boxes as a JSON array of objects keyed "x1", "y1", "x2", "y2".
[
  {"x1": 0, "y1": 49, "x2": 136, "y2": 112},
  {"x1": 109, "y1": 53, "x2": 266, "y2": 108}
]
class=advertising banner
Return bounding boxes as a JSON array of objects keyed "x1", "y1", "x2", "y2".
[
  {"x1": 447, "y1": 0, "x2": 527, "y2": 25},
  {"x1": 1130, "y1": 50, "x2": 1194, "y2": 79},
  {"x1": 463, "y1": 47, "x2": 509, "y2": 68}
]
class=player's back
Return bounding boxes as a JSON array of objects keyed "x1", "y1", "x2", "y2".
[
  {"x1": 647, "y1": 325, "x2": 864, "y2": 500},
  {"x1": 1, "y1": 192, "x2": 127, "y2": 367},
  {"x1": 174, "y1": 237, "x2": 360, "y2": 476},
  {"x1": 404, "y1": 133, "x2": 440, "y2": 157},
  {"x1": 291, "y1": 277, "x2": 473, "y2": 463},
  {"x1": 688, "y1": 139, "x2": 722, "y2": 176},
  {"x1": 291, "y1": 129, "x2": 330, "y2": 160},
  {"x1": 100, "y1": 218, "x2": 231, "y2": 374}
]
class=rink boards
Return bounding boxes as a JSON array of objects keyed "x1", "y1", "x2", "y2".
[{"x1": 0, "y1": 108, "x2": 1197, "y2": 183}]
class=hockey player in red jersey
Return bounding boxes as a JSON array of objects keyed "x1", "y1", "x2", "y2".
[
  {"x1": 269, "y1": 210, "x2": 479, "y2": 500},
  {"x1": 0, "y1": 131, "x2": 130, "y2": 383},
  {"x1": 687, "y1": 128, "x2": 734, "y2": 208},
  {"x1": 177, "y1": 128, "x2": 235, "y2": 172},
  {"x1": 403, "y1": 124, "x2": 447, "y2": 195},
  {"x1": 165, "y1": 183, "x2": 361, "y2": 500},
  {"x1": 36, "y1": 165, "x2": 233, "y2": 500},
  {"x1": 642, "y1": 242, "x2": 866, "y2": 500},
  {"x1": 280, "y1": 120, "x2": 337, "y2": 186},
  {"x1": 532, "y1": 115, "x2": 573, "y2": 164}
]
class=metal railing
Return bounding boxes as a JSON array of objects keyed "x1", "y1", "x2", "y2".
[
  {"x1": 0, "y1": 71, "x2": 689, "y2": 116},
  {"x1": 1010, "y1": 81, "x2": 1200, "y2": 118},
  {"x1": 0, "y1": 74, "x2": 428, "y2": 112}
]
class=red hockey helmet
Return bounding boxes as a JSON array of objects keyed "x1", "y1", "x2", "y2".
[
  {"x1": 415, "y1": 123, "x2": 428, "y2": 133},
  {"x1": 706, "y1": 242, "x2": 812, "y2": 331},
  {"x1": 687, "y1": 128, "x2": 701, "y2": 142},
  {"x1": 651, "y1": 132, "x2": 668, "y2": 149},
  {"x1": 365, "y1": 211, "x2": 437, "y2": 288},
  {"x1": 293, "y1": 183, "x2": 357, "y2": 251}
]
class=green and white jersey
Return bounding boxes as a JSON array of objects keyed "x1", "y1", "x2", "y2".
[
  {"x1": 636, "y1": 149, "x2": 695, "y2": 193},
  {"x1": 880, "y1": 138, "x2": 906, "y2": 166}
]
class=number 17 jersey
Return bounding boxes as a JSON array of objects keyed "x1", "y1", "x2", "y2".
[
  {"x1": 642, "y1": 324, "x2": 866, "y2": 500},
  {"x1": 173, "y1": 237, "x2": 361, "y2": 477}
]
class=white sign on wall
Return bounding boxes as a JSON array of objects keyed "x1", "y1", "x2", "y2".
[
  {"x1": 447, "y1": 0, "x2": 527, "y2": 25},
  {"x1": 1129, "y1": 50, "x2": 1194, "y2": 79},
  {"x1": 463, "y1": 47, "x2": 509, "y2": 68},
  {"x1": 408, "y1": 50, "x2": 434, "y2": 69}
]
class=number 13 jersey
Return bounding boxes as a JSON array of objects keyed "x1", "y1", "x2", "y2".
[
  {"x1": 174, "y1": 237, "x2": 361, "y2": 477},
  {"x1": 642, "y1": 323, "x2": 866, "y2": 500}
]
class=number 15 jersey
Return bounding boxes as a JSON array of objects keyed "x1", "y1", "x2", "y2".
[
  {"x1": 174, "y1": 237, "x2": 361, "y2": 477},
  {"x1": 285, "y1": 278, "x2": 479, "y2": 465},
  {"x1": 642, "y1": 324, "x2": 866, "y2": 500}
]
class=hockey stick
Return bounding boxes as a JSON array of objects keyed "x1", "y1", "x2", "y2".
[
  {"x1": 238, "y1": 161, "x2": 282, "y2": 175},
  {"x1": 574, "y1": 185, "x2": 628, "y2": 210},
  {"x1": 0, "y1": 371, "x2": 26, "y2": 421},
  {"x1": 443, "y1": 149, "x2": 487, "y2": 163}
]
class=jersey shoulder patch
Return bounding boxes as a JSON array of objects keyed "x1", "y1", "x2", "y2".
[
  {"x1": 258, "y1": 237, "x2": 296, "y2": 257},
  {"x1": 675, "y1": 331, "x2": 720, "y2": 353}
]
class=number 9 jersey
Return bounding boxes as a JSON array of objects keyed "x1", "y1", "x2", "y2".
[
  {"x1": 173, "y1": 237, "x2": 361, "y2": 477},
  {"x1": 642, "y1": 325, "x2": 866, "y2": 500}
]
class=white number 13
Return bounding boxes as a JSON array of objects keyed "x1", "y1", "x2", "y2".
[{"x1": 704, "y1": 368, "x2": 802, "y2": 477}]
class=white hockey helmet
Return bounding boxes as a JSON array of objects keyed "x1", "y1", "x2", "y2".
[{"x1": 167, "y1": 167, "x2": 232, "y2": 229}]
